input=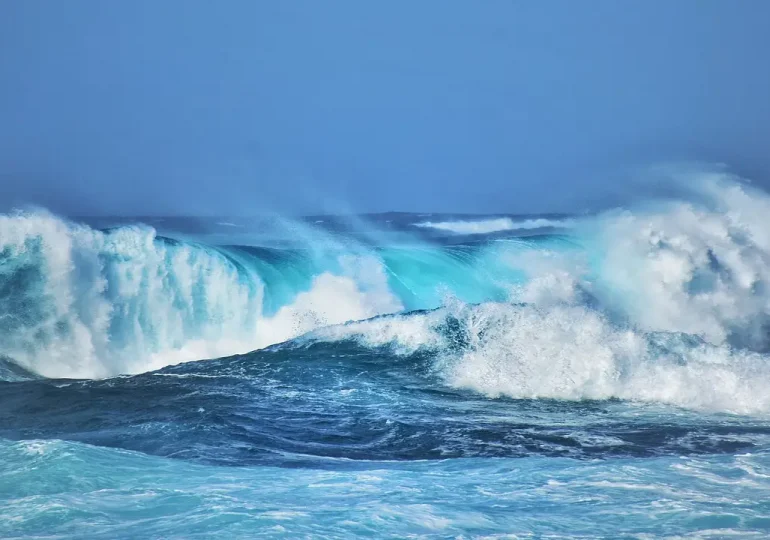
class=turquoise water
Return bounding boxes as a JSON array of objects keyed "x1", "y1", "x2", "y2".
[{"x1": 3, "y1": 438, "x2": 770, "y2": 538}]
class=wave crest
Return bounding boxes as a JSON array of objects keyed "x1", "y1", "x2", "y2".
[{"x1": 413, "y1": 217, "x2": 575, "y2": 235}]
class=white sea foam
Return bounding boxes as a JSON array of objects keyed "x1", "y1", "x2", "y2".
[
  {"x1": 413, "y1": 217, "x2": 575, "y2": 235},
  {"x1": 254, "y1": 256, "x2": 402, "y2": 347},
  {"x1": 304, "y1": 299, "x2": 770, "y2": 414},
  {"x1": 303, "y1": 170, "x2": 770, "y2": 413}
]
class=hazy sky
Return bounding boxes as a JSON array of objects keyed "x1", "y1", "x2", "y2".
[{"x1": 1, "y1": 1, "x2": 769, "y2": 216}]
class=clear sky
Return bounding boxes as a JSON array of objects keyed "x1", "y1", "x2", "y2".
[{"x1": 1, "y1": 1, "x2": 769, "y2": 216}]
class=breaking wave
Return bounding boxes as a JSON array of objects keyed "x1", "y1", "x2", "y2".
[{"x1": 3, "y1": 168, "x2": 770, "y2": 414}]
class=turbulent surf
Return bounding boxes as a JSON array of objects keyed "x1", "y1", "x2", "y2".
[{"x1": 3, "y1": 170, "x2": 770, "y2": 537}]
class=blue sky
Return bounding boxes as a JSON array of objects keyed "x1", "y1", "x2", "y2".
[{"x1": 1, "y1": 1, "x2": 769, "y2": 216}]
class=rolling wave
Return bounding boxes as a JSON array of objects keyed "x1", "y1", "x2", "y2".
[
  {"x1": 301, "y1": 301, "x2": 770, "y2": 414},
  {"x1": 3, "y1": 170, "x2": 770, "y2": 415}
]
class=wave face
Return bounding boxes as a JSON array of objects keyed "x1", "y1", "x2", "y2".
[{"x1": 4, "y1": 169, "x2": 770, "y2": 537}]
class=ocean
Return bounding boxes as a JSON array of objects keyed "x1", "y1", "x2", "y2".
[{"x1": 2, "y1": 172, "x2": 770, "y2": 538}]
